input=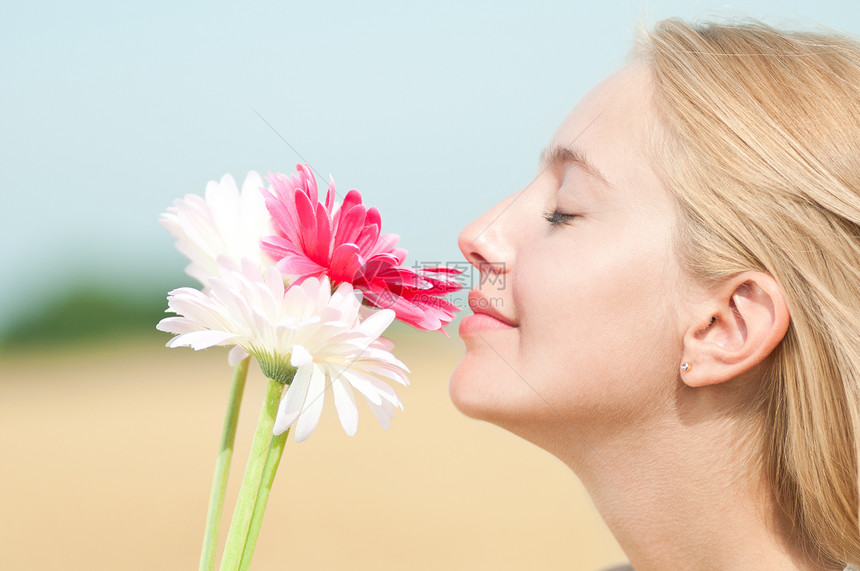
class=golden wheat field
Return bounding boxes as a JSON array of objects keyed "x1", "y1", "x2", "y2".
[{"x1": 0, "y1": 328, "x2": 626, "y2": 570}]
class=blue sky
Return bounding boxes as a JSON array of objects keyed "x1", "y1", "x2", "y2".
[{"x1": 3, "y1": 0, "x2": 859, "y2": 329}]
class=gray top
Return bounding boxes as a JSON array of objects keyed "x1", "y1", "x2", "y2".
[{"x1": 603, "y1": 565, "x2": 858, "y2": 570}]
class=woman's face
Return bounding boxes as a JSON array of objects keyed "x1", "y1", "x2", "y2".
[{"x1": 451, "y1": 64, "x2": 688, "y2": 452}]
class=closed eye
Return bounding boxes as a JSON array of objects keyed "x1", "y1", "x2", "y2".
[{"x1": 543, "y1": 209, "x2": 578, "y2": 226}]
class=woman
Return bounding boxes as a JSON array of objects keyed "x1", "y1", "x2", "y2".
[{"x1": 452, "y1": 19, "x2": 860, "y2": 570}]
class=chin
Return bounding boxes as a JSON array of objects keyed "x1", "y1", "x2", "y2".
[
  {"x1": 448, "y1": 355, "x2": 494, "y2": 420},
  {"x1": 450, "y1": 352, "x2": 619, "y2": 465},
  {"x1": 448, "y1": 353, "x2": 554, "y2": 430},
  {"x1": 448, "y1": 362, "x2": 575, "y2": 463}
]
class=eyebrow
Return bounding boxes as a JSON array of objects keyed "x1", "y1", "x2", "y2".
[{"x1": 540, "y1": 145, "x2": 613, "y2": 188}]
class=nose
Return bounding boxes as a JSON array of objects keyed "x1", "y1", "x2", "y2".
[{"x1": 457, "y1": 193, "x2": 519, "y2": 286}]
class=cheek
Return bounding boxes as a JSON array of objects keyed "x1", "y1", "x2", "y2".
[{"x1": 514, "y1": 240, "x2": 681, "y2": 417}]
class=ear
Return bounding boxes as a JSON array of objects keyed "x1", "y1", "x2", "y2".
[{"x1": 680, "y1": 272, "x2": 790, "y2": 388}]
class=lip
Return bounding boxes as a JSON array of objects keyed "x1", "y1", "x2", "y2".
[{"x1": 459, "y1": 291, "x2": 518, "y2": 337}]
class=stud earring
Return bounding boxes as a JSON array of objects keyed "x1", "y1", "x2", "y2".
[{"x1": 680, "y1": 362, "x2": 691, "y2": 372}]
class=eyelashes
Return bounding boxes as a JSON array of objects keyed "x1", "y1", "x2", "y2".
[{"x1": 543, "y1": 209, "x2": 578, "y2": 226}]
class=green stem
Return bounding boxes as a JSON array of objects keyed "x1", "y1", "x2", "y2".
[
  {"x1": 238, "y1": 427, "x2": 290, "y2": 570},
  {"x1": 219, "y1": 378, "x2": 285, "y2": 571},
  {"x1": 199, "y1": 357, "x2": 250, "y2": 571}
]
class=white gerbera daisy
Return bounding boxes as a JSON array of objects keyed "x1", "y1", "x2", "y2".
[
  {"x1": 157, "y1": 258, "x2": 410, "y2": 441},
  {"x1": 160, "y1": 171, "x2": 275, "y2": 287}
]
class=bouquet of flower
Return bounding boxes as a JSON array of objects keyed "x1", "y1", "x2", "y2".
[{"x1": 156, "y1": 165, "x2": 460, "y2": 570}]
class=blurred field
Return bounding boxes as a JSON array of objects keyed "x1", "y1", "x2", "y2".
[{"x1": 0, "y1": 328, "x2": 626, "y2": 570}]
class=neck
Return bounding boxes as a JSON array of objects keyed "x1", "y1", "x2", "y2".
[{"x1": 553, "y1": 389, "x2": 832, "y2": 571}]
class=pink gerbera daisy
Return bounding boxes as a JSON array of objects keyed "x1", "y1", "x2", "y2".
[{"x1": 261, "y1": 164, "x2": 461, "y2": 331}]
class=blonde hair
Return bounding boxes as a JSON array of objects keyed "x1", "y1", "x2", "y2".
[{"x1": 638, "y1": 19, "x2": 860, "y2": 566}]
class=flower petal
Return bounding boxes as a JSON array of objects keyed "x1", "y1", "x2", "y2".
[
  {"x1": 167, "y1": 330, "x2": 238, "y2": 350},
  {"x1": 276, "y1": 255, "x2": 327, "y2": 278},
  {"x1": 293, "y1": 189, "x2": 318, "y2": 258},
  {"x1": 331, "y1": 376, "x2": 359, "y2": 436},
  {"x1": 274, "y1": 364, "x2": 312, "y2": 435},
  {"x1": 365, "y1": 396, "x2": 395, "y2": 430},
  {"x1": 290, "y1": 345, "x2": 313, "y2": 367},
  {"x1": 329, "y1": 243, "x2": 363, "y2": 283},
  {"x1": 294, "y1": 364, "x2": 326, "y2": 442},
  {"x1": 310, "y1": 201, "x2": 333, "y2": 265},
  {"x1": 228, "y1": 345, "x2": 249, "y2": 366},
  {"x1": 333, "y1": 202, "x2": 366, "y2": 247}
]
